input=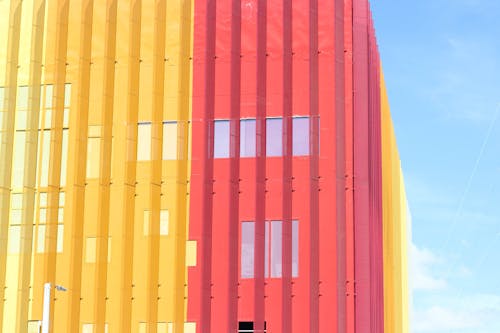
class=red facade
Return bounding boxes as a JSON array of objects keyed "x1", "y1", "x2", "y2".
[{"x1": 188, "y1": 1, "x2": 384, "y2": 332}]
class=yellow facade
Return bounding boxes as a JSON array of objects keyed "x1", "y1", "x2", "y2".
[
  {"x1": 381, "y1": 72, "x2": 411, "y2": 333},
  {"x1": 0, "y1": 1, "x2": 194, "y2": 332}
]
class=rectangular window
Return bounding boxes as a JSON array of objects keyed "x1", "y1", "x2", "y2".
[
  {"x1": 270, "y1": 221, "x2": 282, "y2": 277},
  {"x1": 37, "y1": 225, "x2": 45, "y2": 253},
  {"x1": 157, "y1": 322, "x2": 169, "y2": 333},
  {"x1": 137, "y1": 122, "x2": 152, "y2": 161},
  {"x1": 60, "y1": 129, "x2": 68, "y2": 186},
  {"x1": 57, "y1": 224, "x2": 64, "y2": 253},
  {"x1": 292, "y1": 117, "x2": 310, "y2": 156},
  {"x1": 266, "y1": 118, "x2": 282, "y2": 157},
  {"x1": 64, "y1": 83, "x2": 71, "y2": 108},
  {"x1": 17, "y1": 86, "x2": 29, "y2": 110},
  {"x1": 8, "y1": 225, "x2": 21, "y2": 254},
  {"x1": 241, "y1": 220, "x2": 299, "y2": 279},
  {"x1": 39, "y1": 130, "x2": 51, "y2": 186},
  {"x1": 44, "y1": 109, "x2": 52, "y2": 128},
  {"x1": 160, "y1": 210, "x2": 169, "y2": 236},
  {"x1": 36, "y1": 224, "x2": 65, "y2": 253},
  {"x1": 12, "y1": 131, "x2": 26, "y2": 189},
  {"x1": 162, "y1": 121, "x2": 177, "y2": 160},
  {"x1": 45, "y1": 85, "x2": 53, "y2": 108},
  {"x1": 241, "y1": 221, "x2": 255, "y2": 278},
  {"x1": 82, "y1": 323, "x2": 94, "y2": 333},
  {"x1": 292, "y1": 220, "x2": 299, "y2": 277},
  {"x1": 27, "y1": 320, "x2": 41, "y2": 333},
  {"x1": 15, "y1": 110, "x2": 27, "y2": 130},
  {"x1": 238, "y1": 322, "x2": 267, "y2": 333},
  {"x1": 240, "y1": 119, "x2": 256, "y2": 157},
  {"x1": 186, "y1": 240, "x2": 197, "y2": 267},
  {"x1": 214, "y1": 120, "x2": 230, "y2": 158},
  {"x1": 85, "y1": 237, "x2": 96, "y2": 263},
  {"x1": 86, "y1": 137, "x2": 100, "y2": 178}
]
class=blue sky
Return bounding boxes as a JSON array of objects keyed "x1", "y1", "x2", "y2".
[{"x1": 371, "y1": 0, "x2": 500, "y2": 332}]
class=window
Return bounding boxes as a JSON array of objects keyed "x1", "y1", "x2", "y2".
[
  {"x1": 39, "y1": 130, "x2": 51, "y2": 186},
  {"x1": 241, "y1": 220, "x2": 299, "y2": 278},
  {"x1": 8, "y1": 225, "x2": 21, "y2": 254},
  {"x1": 27, "y1": 321, "x2": 41, "y2": 333},
  {"x1": 240, "y1": 119, "x2": 256, "y2": 157},
  {"x1": 87, "y1": 126, "x2": 101, "y2": 178},
  {"x1": 292, "y1": 219, "x2": 299, "y2": 277},
  {"x1": 17, "y1": 86, "x2": 29, "y2": 110},
  {"x1": 12, "y1": 131, "x2": 26, "y2": 189},
  {"x1": 241, "y1": 222, "x2": 255, "y2": 278},
  {"x1": 292, "y1": 117, "x2": 309, "y2": 156},
  {"x1": 266, "y1": 118, "x2": 282, "y2": 156},
  {"x1": 214, "y1": 120, "x2": 230, "y2": 158},
  {"x1": 238, "y1": 321, "x2": 267, "y2": 333},
  {"x1": 137, "y1": 122, "x2": 152, "y2": 161},
  {"x1": 162, "y1": 121, "x2": 177, "y2": 160},
  {"x1": 143, "y1": 210, "x2": 169, "y2": 236},
  {"x1": 85, "y1": 237, "x2": 112, "y2": 263},
  {"x1": 186, "y1": 240, "x2": 197, "y2": 267},
  {"x1": 60, "y1": 129, "x2": 69, "y2": 186},
  {"x1": 270, "y1": 221, "x2": 282, "y2": 277},
  {"x1": 85, "y1": 237, "x2": 96, "y2": 263}
]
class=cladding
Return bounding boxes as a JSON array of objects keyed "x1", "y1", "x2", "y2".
[{"x1": 0, "y1": 1, "x2": 409, "y2": 333}]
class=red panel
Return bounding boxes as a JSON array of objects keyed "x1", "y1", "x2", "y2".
[
  {"x1": 188, "y1": 2, "x2": 387, "y2": 333},
  {"x1": 187, "y1": 1, "x2": 216, "y2": 332},
  {"x1": 343, "y1": 0, "x2": 356, "y2": 332},
  {"x1": 353, "y1": 0, "x2": 371, "y2": 332}
]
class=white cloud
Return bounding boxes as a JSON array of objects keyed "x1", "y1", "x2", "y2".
[
  {"x1": 413, "y1": 305, "x2": 481, "y2": 332},
  {"x1": 413, "y1": 294, "x2": 500, "y2": 332},
  {"x1": 411, "y1": 242, "x2": 447, "y2": 291}
]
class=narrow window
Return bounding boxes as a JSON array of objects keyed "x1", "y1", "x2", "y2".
[
  {"x1": 160, "y1": 210, "x2": 169, "y2": 236},
  {"x1": 162, "y1": 121, "x2": 178, "y2": 160},
  {"x1": 270, "y1": 221, "x2": 282, "y2": 277},
  {"x1": 157, "y1": 322, "x2": 168, "y2": 333},
  {"x1": 292, "y1": 116, "x2": 310, "y2": 156},
  {"x1": 292, "y1": 220, "x2": 299, "y2": 277},
  {"x1": 266, "y1": 118, "x2": 282, "y2": 157},
  {"x1": 0, "y1": 87, "x2": 4, "y2": 110},
  {"x1": 39, "y1": 130, "x2": 51, "y2": 186},
  {"x1": 8, "y1": 225, "x2": 21, "y2": 254},
  {"x1": 57, "y1": 224, "x2": 64, "y2": 253},
  {"x1": 17, "y1": 86, "x2": 28, "y2": 110},
  {"x1": 214, "y1": 120, "x2": 230, "y2": 158},
  {"x1": 12, "y1": 131, "x2": 26, "y2": 189},
  {"x1": 60, "y1": 129, "x2": 69, "y2": 186},
  {"x1": 241, "y1": 221, "x2": 255, "y2": 278},
  {"x1": 240, "y1": 119, "x2": 256, "y2": 157},
  {"x1": 82, "y1": 323, "x2": 94, "y2": 333},
  {"x1": 27, "y1": 320, "x2": 41, "y2": 333},
  {"x1": 186, "y1": 240, "x2": 197, "y2": 267},
  {"x1": 45, "y1": 85, "x2": 53, "y2": 108},
  {"x1": 86, "y1": 137, "x2": 100, "y2": 179},
  {"x1": 85, "y1": 237, "x2": 96, "y2": 263},
  {"x1": 137, "y1": 122, "x2": 152, "y2": 161},
  {"x1": 238, "y1": 321, "x2": 267, "y2": 333},
  {"x1": 265, "y1": 221, "x2": 269, "y2": 278}
]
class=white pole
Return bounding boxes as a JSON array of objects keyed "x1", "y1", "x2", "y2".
[{"x1": 41, "y1": 282, "x2": 51, "y2": 333}]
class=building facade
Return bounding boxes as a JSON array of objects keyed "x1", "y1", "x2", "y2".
[{"x1": 0, "y1": 1, "x2": 410, "y2": 333}]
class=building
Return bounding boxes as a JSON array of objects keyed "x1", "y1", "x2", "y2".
[{"x1": 0, "y1": 0, "x2": 410, "y2": 333}]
